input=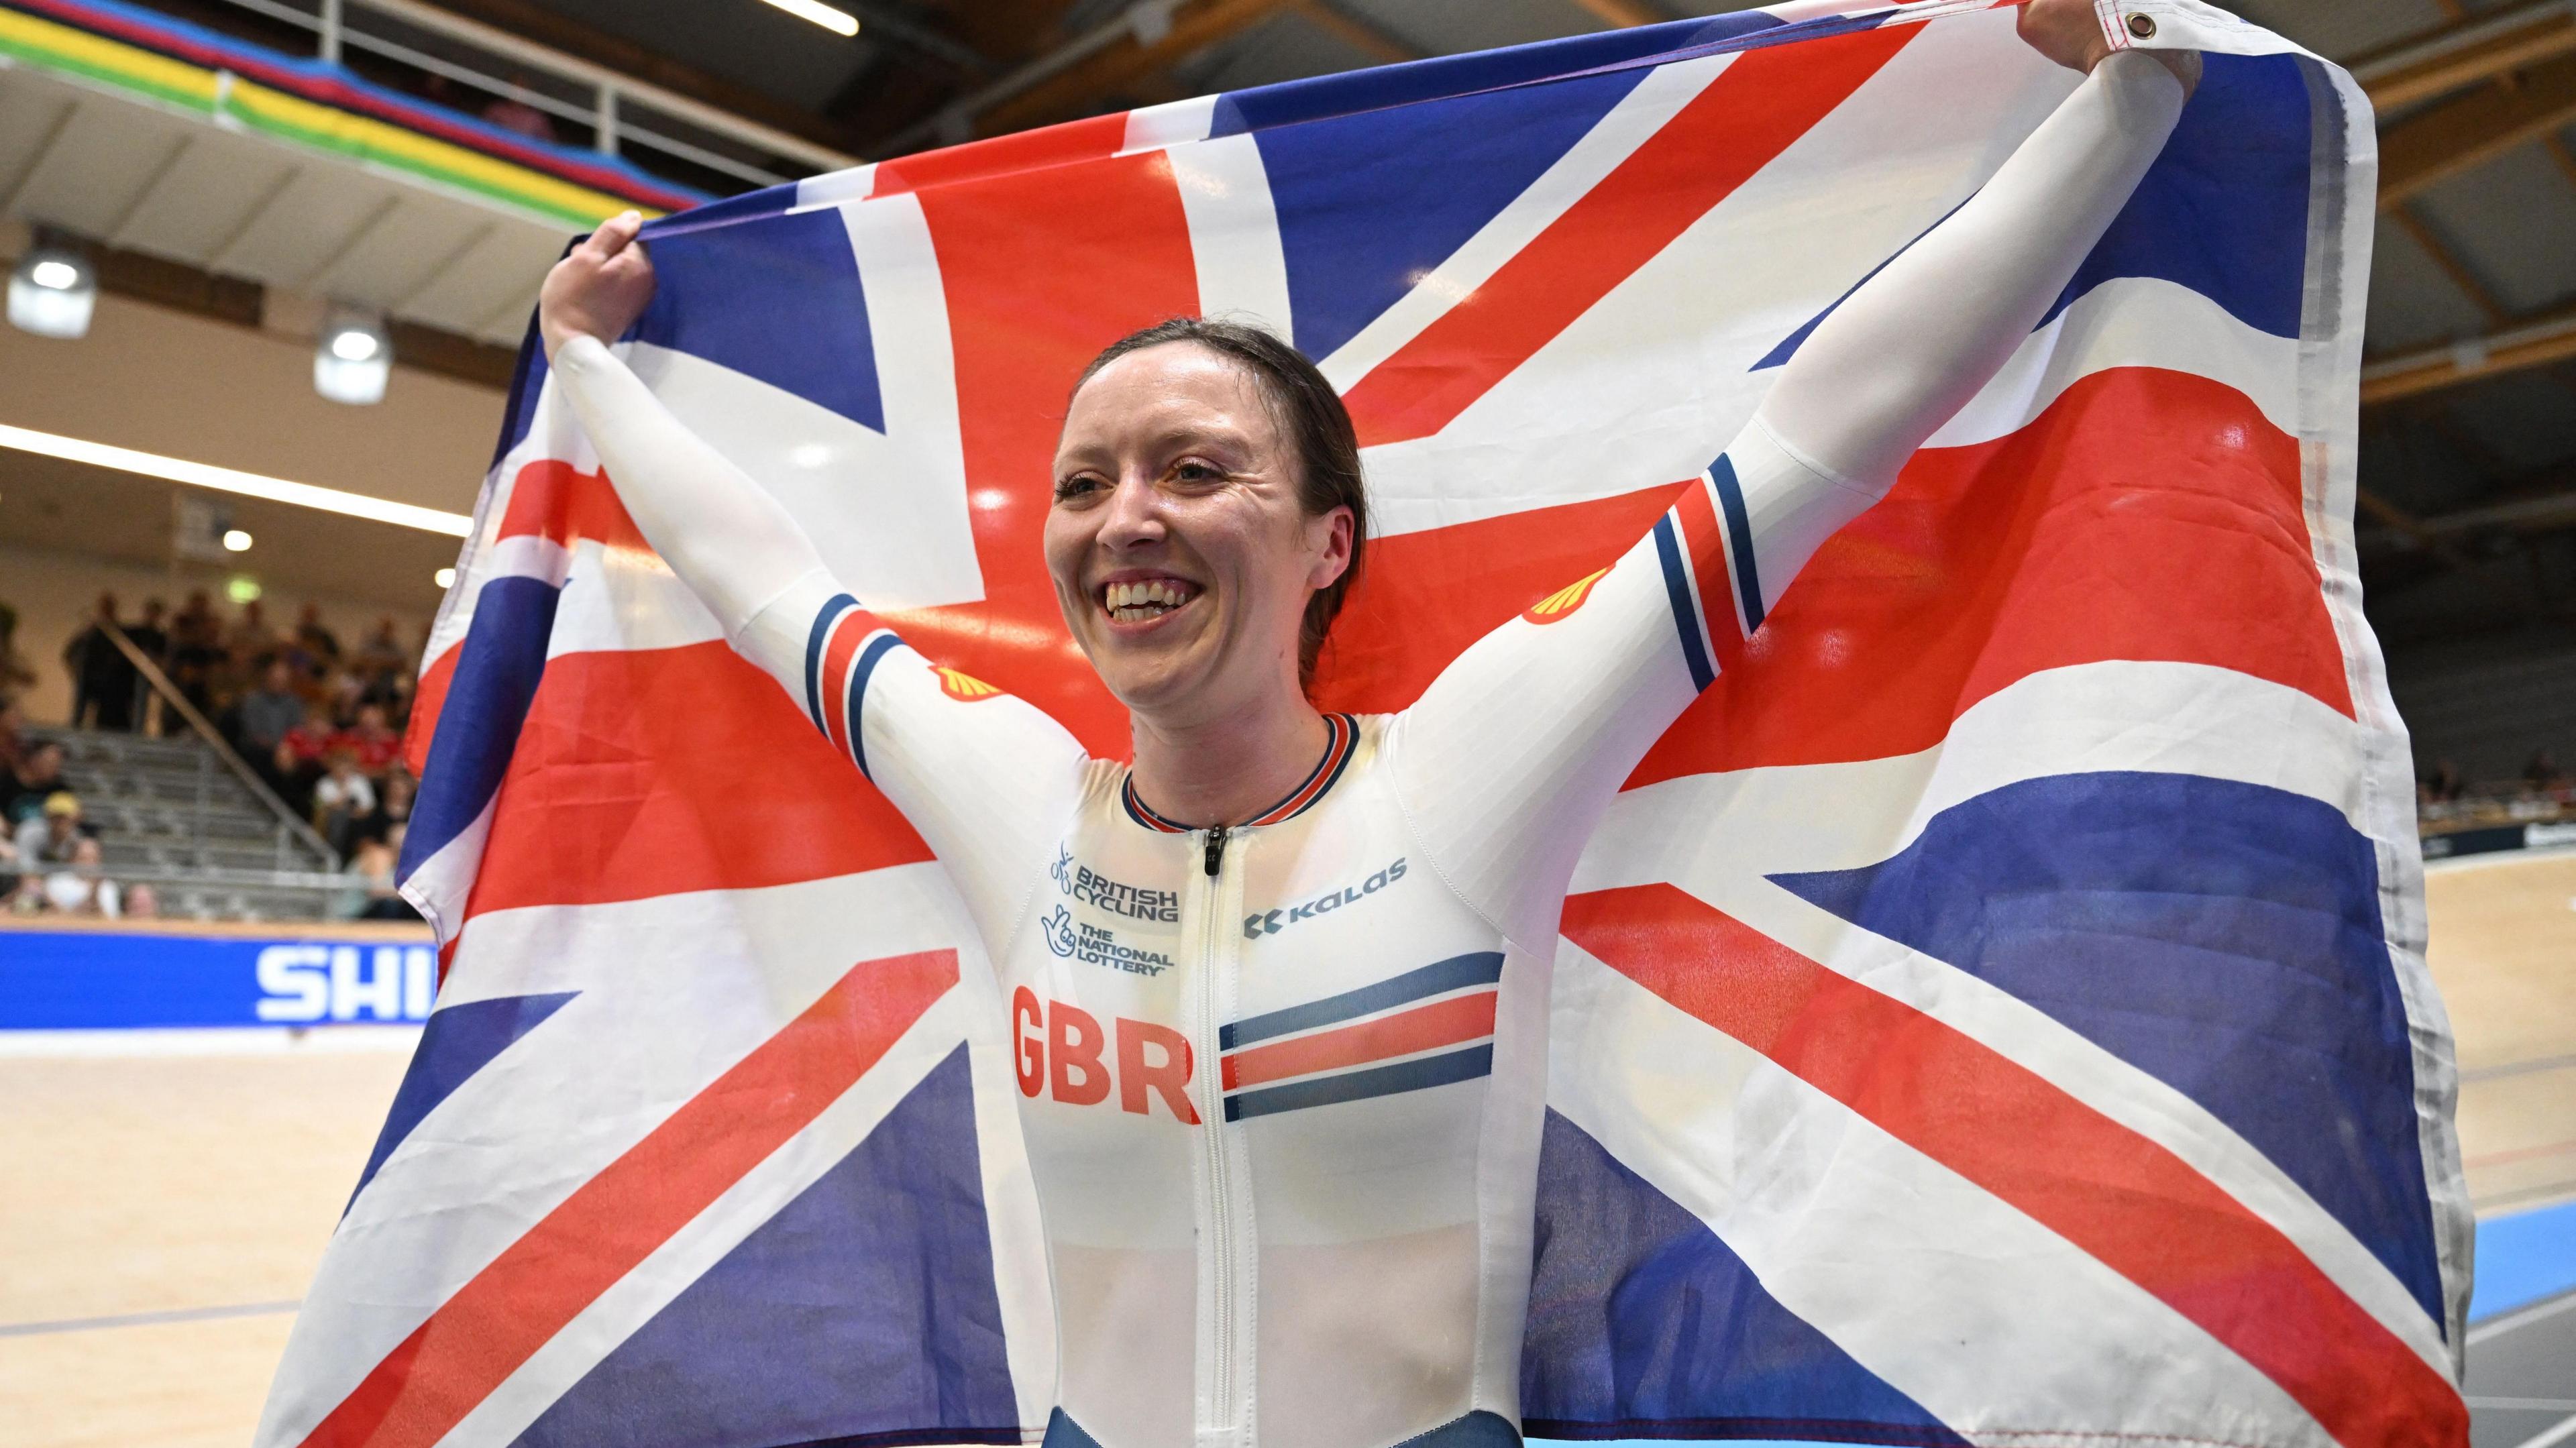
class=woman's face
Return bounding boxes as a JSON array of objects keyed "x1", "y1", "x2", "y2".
[{"x1": 1046, "y1": 343, "x2": 1351, "y2": 725}]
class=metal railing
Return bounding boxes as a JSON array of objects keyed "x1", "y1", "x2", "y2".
[
  {"x1": 91, "y1": 618, "x2": 339, "y2": 873},
  {"x1": 186, "y1": 0, "x2": 861, "y2": 190}
]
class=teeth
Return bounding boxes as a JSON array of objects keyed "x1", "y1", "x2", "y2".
[{"x1": 1104, "y1": 579, "x2": 1193, "y2": 618}]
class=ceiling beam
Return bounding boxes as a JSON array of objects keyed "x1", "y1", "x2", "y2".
[
  {"x1": 1289, "y1": 0, "x2": 1419, "y2": 65},
  {"x1": 2361, "y1": 303, "x2": 2576, "y2": 405},
  {"x1": 1566, "y1": 0, "x2": 1666, "y2": 27},
  {"x1": 2351, "y1": 0, "x2": 2576, "y2": 112},
  {"x1": 2387, "y1": 205, "x2": 2506, "y2": 326},
  {"x1": 973, "y1": 0, "x2": 1299, "y2": 137},
  {"x1": 2377, "y1": 50, "x2": 2576, "y2": 208}
]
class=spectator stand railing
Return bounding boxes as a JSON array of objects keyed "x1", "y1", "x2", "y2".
[
  {"x1": 199, "y1": 0, "x2": 857, "y2": 192},
  {"x1": 95, "y1": 616, "x2": 337, "y2": 875}
]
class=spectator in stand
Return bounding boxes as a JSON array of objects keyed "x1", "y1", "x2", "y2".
[
  {"x1": 2524, "y1": 750, "x2": 2569, "y2": 796},
  {"x1": 63, "y1": 593, "x2": 140, "y2": 731},
  {"x1": 0, "y1": 699, "x2": 27, "y2": 783},
  {"x1": 2419, "y1": 759, "x2": 2463, "y2": 807},
  {"x1": 166, "y1": 592, "x2": 225, "y2": 728},
  {"x1": 0, "y1": 601, "x2": 35, "y2": 703},
  {"x1": 338, "y1": 702, "x2": 402, "y2": 777},
  {"x1": 2, "y1": 740, "x2": 68, "y2": 829},
  {"x1": 235, "y1": 659, "x2": 304, "y2": 762},
  {"x1": 354, "y1": 617, "x2": 407, "y2": 680},
  {"x1": 313, "y1": 747, "x2": 378, "y2": 856},
  {"x1": 335, "y1": 836, "x2": 419, "y2": 921},
  {"x1": 127, "y1": 598, "x2": 170, "y2": 670},
  {"x1": 293, "y1": 604, "x2": 342, "y2": 667},
  {"x1": 14, "y1": 791, "x2": 90, "y2": 871},
  {"x1": 225, "y1": 599, "x2": 278, "y2": 673},
  {"x1": 123, "y1": 881, "x2": 160, "y2": 920},
  {"x1": 273, "y1": 703, "x2": 337, "y2": 816},
  {"x1": 354, "y1": 765, "x2": 416, "y2": 848},
  {"x1": 40, "y1": 835, "x2": 119, "y2": 917},
  {"x1": 481, "y1": 75, "x2": 558, "y2": 142}
]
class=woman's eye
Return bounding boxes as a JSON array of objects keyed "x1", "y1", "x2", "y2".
[
  {"x1": 1172, "y1": 461, "x2": 1224, "y2": 484},
  {"x1": 1053, "y1": 476, "x2": 1105, "y2": 502}
]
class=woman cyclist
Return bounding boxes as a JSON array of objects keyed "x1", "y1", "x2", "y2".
[{"x1": 537, "y1": 5, "x2": 2197, "y2": 1443}]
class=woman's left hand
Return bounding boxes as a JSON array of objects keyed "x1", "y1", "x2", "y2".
[{"x1": 2017, "y1": 0, "x2": 2200, "y2": 95}]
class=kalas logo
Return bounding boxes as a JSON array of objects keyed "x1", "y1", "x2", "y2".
[{"x1": 1245, "y1": 857, "x2": 1405, "y2": 938}]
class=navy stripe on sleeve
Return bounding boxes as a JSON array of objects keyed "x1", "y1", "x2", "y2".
[
  {"x1": 1652, "y1": 516, "x2": 1716, "y2": 693},
  {"x1": 1709, "y1": 455, "x2": 1766, "y2": 634},
  {"x1": 845, "y1": 632, "x2": 902, "y2": 779}
]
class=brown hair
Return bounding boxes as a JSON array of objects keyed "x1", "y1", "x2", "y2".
[{"x1": 1075, "y1": 317, "x2": 1367, "y2": 687}]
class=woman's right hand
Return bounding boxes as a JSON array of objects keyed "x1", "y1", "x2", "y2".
[{"x1": 539, "y1": 209, "x2": 656, "y2": 361}]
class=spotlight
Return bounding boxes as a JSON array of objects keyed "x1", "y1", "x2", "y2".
[
  {"x1": 226, "y1": 575, "x2": 262, "y2": 604},
  {"x1": 222, "y1": 528, "x2": 254, "y2": 552},
  {"x1": 434, "y1": 566, "x2": 457, "y2": 590},
  {"x1": 757, "y1": 0, "x2": 859, "y2": 36},
  {"x1": 315, "y1": 311, "x2": 391, "y2": 404},
  {"x1": 8, "y1": 244, "x2": 96, "y2": 339}
]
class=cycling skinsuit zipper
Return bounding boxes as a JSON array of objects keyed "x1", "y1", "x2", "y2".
[{"x1": 1198, "y1": 823, "x2": 1239, "y2": 1438}]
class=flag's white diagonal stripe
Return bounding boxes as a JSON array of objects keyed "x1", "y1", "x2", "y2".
[
  {"x1": 1548, "y1": 946, "x2": 2341, "y2": 1448},
  {"x1": 264, "y1": 867, "x2": 983, "y2": 1448},
  {"x1": 439, "y1": 989, "x2": 976, "y2": 1448},
  {"x1": 1169, "y1": 132, "x2": 1293, "y2": 338},
  {"x1": 1314, "y1": 52, "x2": 1737, "y2": 395}
]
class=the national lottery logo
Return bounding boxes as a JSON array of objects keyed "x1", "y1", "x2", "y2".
[{"x1": 1042, "y1": 905, "x2": 1176, "y2": 976}]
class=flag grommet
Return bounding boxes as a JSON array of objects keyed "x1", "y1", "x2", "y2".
[{"x1": 2126, "y1": 13, "x2": 2156, "y2": 38}]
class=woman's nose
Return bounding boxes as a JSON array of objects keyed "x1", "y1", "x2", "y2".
[{"x1": 1097, "y1": 473, "x2": 1165, "y2": 548}]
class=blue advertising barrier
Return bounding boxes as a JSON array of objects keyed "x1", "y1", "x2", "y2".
[{"x1": 0, "y1": 926, "x2": 437, "y2": 1030}]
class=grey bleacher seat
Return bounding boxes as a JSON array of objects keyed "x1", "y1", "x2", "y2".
[{"x1": 30, "y1": 726, "x2": 342, "y2": 922}]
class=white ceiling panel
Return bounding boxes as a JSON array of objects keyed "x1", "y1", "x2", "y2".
[
  {"x1": 402, "y1": 225, "x2": 560, "y2": 341},
  {"x1": 305, "y1": 200, "x2": 491, "y2": 309},
  {"x1": 8, "y1": 94, "x2": 197, "y2": 239},
  {"x1": 110, "y1": 129, "x2": 304, "y2": 266}
]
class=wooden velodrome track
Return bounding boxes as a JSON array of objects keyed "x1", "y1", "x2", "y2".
[{"x1": 3, "y1": 853, "x2": 2572, "y2": 1447}]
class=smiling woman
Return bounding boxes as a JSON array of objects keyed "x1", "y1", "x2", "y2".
[{"x1": 535, "y1": 12, "x2": 2196, "y2": 1441}]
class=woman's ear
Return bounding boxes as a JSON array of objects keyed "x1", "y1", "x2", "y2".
[{"x1": 1307, "y1": 506, "x2": 1356, "y2": 591}]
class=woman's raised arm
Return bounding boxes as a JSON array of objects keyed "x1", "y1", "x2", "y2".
[
  {"x1": 1389, "y1": 21, "x2": 2197, "y2": 952},
  {"x1": 541, "y1": 212, "x2": 834, "y2": 646},
  {"x1": 535, "y1": 215, "x2": 1089, "y2": 940}
]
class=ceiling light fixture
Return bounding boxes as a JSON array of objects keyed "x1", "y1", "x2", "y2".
[
  {"x1": 316, "y1": 310, "x2": 392, "y2": 404},
  {"x1": 758, "y1": 0, "x2": 860, "y2": 37},
  {"x1": 8, "y1": 243, "x2": 97, "y2": 339},
  {"x1": 222, "y1": 528, "x2": 254, "y2": 552},
  {"x1": 0, "y1": 424, "x2": 473, "y2": 536},
  {"x1": 434, "y1": 566, "x2": 458, "y2": 590}
]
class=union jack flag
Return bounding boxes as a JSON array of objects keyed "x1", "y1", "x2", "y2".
[{"x1": 258, "y1": 2, "x2": 2472, "y2": 1445}]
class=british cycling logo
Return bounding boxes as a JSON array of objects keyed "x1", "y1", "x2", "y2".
[
  {"x1": 1043, "y1": 905, "x2": 1176, "y2": 976},
  {"x1": 1053, "y1": 846, "x2": 1181, "y2": 926},
  {"x1": 1245, "y1": 857, "x2": 1407, "y2": 938}
]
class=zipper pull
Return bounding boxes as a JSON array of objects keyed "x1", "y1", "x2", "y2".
[{"x1": 1204, "y1": 824, "x2": 1229, "y2": 879}]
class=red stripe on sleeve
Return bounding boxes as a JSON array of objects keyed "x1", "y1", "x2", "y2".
[
  {"x1": 1669, "y1": 476, "x2": 1747, "y2": 675},
  {"x1": 1559, "y1": 883, "x2": 2465, "y2": 1448},
  {"x1": 814, "y1": 611, "x2": 869, "y2": 759},
  {"x1": 294, "y1": 948, "x2": 959, "y2": 1448}
]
